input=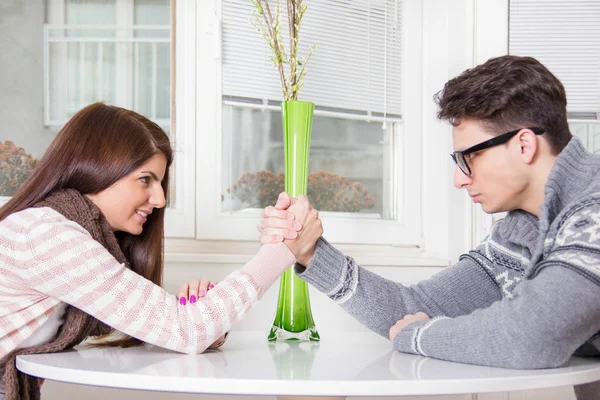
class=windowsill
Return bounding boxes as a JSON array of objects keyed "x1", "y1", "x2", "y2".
[{"x1": 164, "y1": 237, "x2": 450, "y2": 267}]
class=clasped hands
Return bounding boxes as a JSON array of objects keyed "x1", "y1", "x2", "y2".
[
  {"x1": 257, "y1": 192, "x2": 429, "y2": 340},
  {"x1": 257, "y1": 192, "x2": 323, "y2": 266}
]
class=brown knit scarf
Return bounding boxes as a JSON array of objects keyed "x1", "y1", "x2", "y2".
[{"x1": 0, "y1": 189, "x2": 127, "y2": 400}]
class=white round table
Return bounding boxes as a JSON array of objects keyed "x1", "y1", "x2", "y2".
[{"x1": 16, "y1": 331, "x2": 600, "y2": 397}]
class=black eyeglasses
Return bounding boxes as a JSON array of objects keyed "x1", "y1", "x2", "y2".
[{"x1": 450, "y1": 127, "x2": 545, "y2": 176}]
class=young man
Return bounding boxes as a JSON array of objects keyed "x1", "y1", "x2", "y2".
[{"x1": 258, "y1": 55, "x2": 600, "y2": 400}]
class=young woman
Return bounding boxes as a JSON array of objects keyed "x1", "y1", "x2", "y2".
[{"x1": 0, "y1": 103, "x2": 315, "y2": 400}]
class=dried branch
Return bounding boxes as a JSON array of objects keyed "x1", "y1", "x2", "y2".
[
  {"x1": 250, "y1": 0, "x2": 315, "y2": 101},
  {"x1": 252, "y1": 0, "x2": 288, "y2": 99}
]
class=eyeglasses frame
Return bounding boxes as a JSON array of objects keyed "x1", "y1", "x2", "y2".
[{"x1": 450, "y1": 127, "x2": 545, "y2": 176}]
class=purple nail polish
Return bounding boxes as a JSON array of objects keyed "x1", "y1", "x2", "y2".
[
  {"x1": 208, "y1": 284, "x2": 214, "y2": 289},
  {"x1": 189, "y1": 295, "x2": 197, "y2": 304},
  {"x1": 199, "y1": 290, "x2": 206, "y2": 297},
  {"x1": 179, "y1": 297, "x2": 186, "y2": 306}
]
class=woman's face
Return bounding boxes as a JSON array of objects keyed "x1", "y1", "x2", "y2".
[{"x1": 87, "y1": 154, "x2": 167, "y2": 234}]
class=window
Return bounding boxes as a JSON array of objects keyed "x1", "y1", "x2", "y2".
[
  {"x1": 188, "y1": 0, "x2": 473, "y2": 263},
  {"x1": 1, "y1": 1, "x2": 475, "y2": 263},
  {"x1": 1, "y1": 0, "x2": 194, "y2": 236},
  {"x1": 45, "y1": 0, "x2": 171, "y2": 127},
  {"x1": 509, "y1": 0, "x2": 600, "y2": 154},
  {"x1": 221, "y1": 0, "x2": 401, "y2": 220},
  {"x1": 196, "y1": 0, "x2": 425, "y2": 246}
]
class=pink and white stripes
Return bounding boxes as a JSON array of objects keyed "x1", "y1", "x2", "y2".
[{"x1": 0, "y1": 207, "x2": 296, "y2": 357}]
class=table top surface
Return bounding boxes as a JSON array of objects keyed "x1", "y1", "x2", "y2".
[{"x1": 16, "y1": 331, "x2": 600, "y2": 396}]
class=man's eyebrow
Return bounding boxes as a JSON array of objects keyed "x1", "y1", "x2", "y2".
[{"x1": 140, "y1": 170, "x2": 161, "y2": 181}]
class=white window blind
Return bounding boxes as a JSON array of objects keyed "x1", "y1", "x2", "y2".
[
  {"x1": 509, "y1": 0, "x2": 600, "y2": 117},
  {"x1": 221, "y1": 0, "x2": 402, "y2": 118}
]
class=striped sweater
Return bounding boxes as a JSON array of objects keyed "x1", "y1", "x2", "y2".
[{"x1": 0, "y1": 207, "x2": 295, "y2": 358}]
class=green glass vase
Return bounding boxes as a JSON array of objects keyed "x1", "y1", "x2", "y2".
[{"x1": 267, "y1": 100, "x2": 320, "y2": 342}]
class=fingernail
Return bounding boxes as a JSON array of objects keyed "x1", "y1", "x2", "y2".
[
  {"x1": 287, "y1": 213, "x2": 295, "y2": 220},
  {"x1": 179, "y1": 297, "x2": 186, "y2": 306},
  {"x1": 199, "y1": 290, "x2": 206, "y2": 297},
  {"x1": 294, "y1": 222, "x2": 302, "y2": 230},
  {"x1": 189, "y1": 295, "x2": 197, "y2": 304},
  {"x1": 277, "y1": 235, "x2": 284, "y2": 242},
  {"x1": 208, "y1": 284, "x2": 214, "y2": 289}
]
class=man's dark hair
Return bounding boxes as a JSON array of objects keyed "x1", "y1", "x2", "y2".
[{"x1": 435, "y1": 55, "x2": 572, "y2": 154}]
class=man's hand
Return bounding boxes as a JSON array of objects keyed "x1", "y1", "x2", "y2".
[
  {"x1": 284, "y1": 195, "x2": 322, "y2": 266},
  {"x1": 389, "y1": 312, "x2": 430, "y2": 341},
  {"x1": 257, "y1": 192, "x2": 301, "y2": 244},
  {"x1": 258, "y1": 192, "x2": 322, "y2": 266}
]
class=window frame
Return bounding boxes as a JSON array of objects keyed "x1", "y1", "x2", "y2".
[
  {"x1": 173, "y1": 0, "x2": 474, "y2": 264},
  {"x1": 43, "y1": 0, "x2": 195, "y2": 237},
  {"x1": 162, "y1": 0, "x2": 196, "y2": 237},
  {"x1": 467, "y1": 0, "x2": 510, "y2": 246},
  {"x1": 6, "y1": 0, "x2": 477, "y2": 265},
  {"x1": 195, "y1": 0, "x2": 425, "y2": 246}
]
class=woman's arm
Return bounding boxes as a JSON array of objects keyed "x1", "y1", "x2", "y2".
[{"x1": 15, "y1": 215, "x2": 295, "y2": 354}]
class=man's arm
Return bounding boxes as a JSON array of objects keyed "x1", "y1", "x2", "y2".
[
  {"x1": 261, "y1": 192, "x2": 507, "y2": 340},
  {"x1": 296, "y1": 237, "x2": 504, "y2": 339},
  {"x1": 391, "y1": 264, "x2": 600, "y2": 369},
  {"x1": 390, "y1": 203, "x2": 600, "y2": 369}
]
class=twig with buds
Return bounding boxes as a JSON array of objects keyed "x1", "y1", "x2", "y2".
[{"x1": 251, "y1": 0, "x2": 316, "y2": 101}]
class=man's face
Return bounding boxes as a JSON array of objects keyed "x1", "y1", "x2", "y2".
[{"x1": 452, "y1": 119, "x2": 529, "y2": 214}]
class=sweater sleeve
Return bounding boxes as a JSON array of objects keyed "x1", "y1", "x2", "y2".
[
  {"x1": 392, "y1": 203, "x2": 600, "y2": 369},
  {"x1": 296, "y1": 237, "x2": 503, "y2": 339},
  {"x1": 15, "y1": 216, "x2": 295, "y2": 354}
]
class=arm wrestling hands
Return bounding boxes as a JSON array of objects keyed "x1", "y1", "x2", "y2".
[
  {"x1": 257, "y1": 192, "x2": 322, "y2": 266},
  {"x1": 258, "y1": 192, "x2": 430, "y2": 340}
]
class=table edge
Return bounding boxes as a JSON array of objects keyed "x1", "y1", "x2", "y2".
[{"x1": 16, "y1": 355, "x2": 600, "y2": 396}]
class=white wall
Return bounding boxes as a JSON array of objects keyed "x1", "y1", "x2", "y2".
[{"x1": 0, "y1": 0, "x2": 56, "y2": 158}]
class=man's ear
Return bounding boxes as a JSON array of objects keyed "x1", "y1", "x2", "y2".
[{"x1": 516, "y1": 128, "x2": 539, "y2": 164}]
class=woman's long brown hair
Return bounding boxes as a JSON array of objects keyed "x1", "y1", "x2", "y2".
[{"x1": 0, "y1": 102, "x2": 173, "y2": 347}]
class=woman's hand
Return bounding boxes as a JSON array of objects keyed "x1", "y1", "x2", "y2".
[
  {"x1": 258, "y1": 193, "x2": 323, "y2": 266},
  {"x1": 257, "y1": 192, "x2": 302, "y2": 244},
  {"x1": 177, "y1": 278, "x2": 228, "y2": 349},
  {"x1": 177, "y1": 278, "x2": 217, "y2": 305}
]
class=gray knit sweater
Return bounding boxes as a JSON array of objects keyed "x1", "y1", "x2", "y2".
[{"x1": 297, "y1": 137, "x2": 600, "y2": 396}]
